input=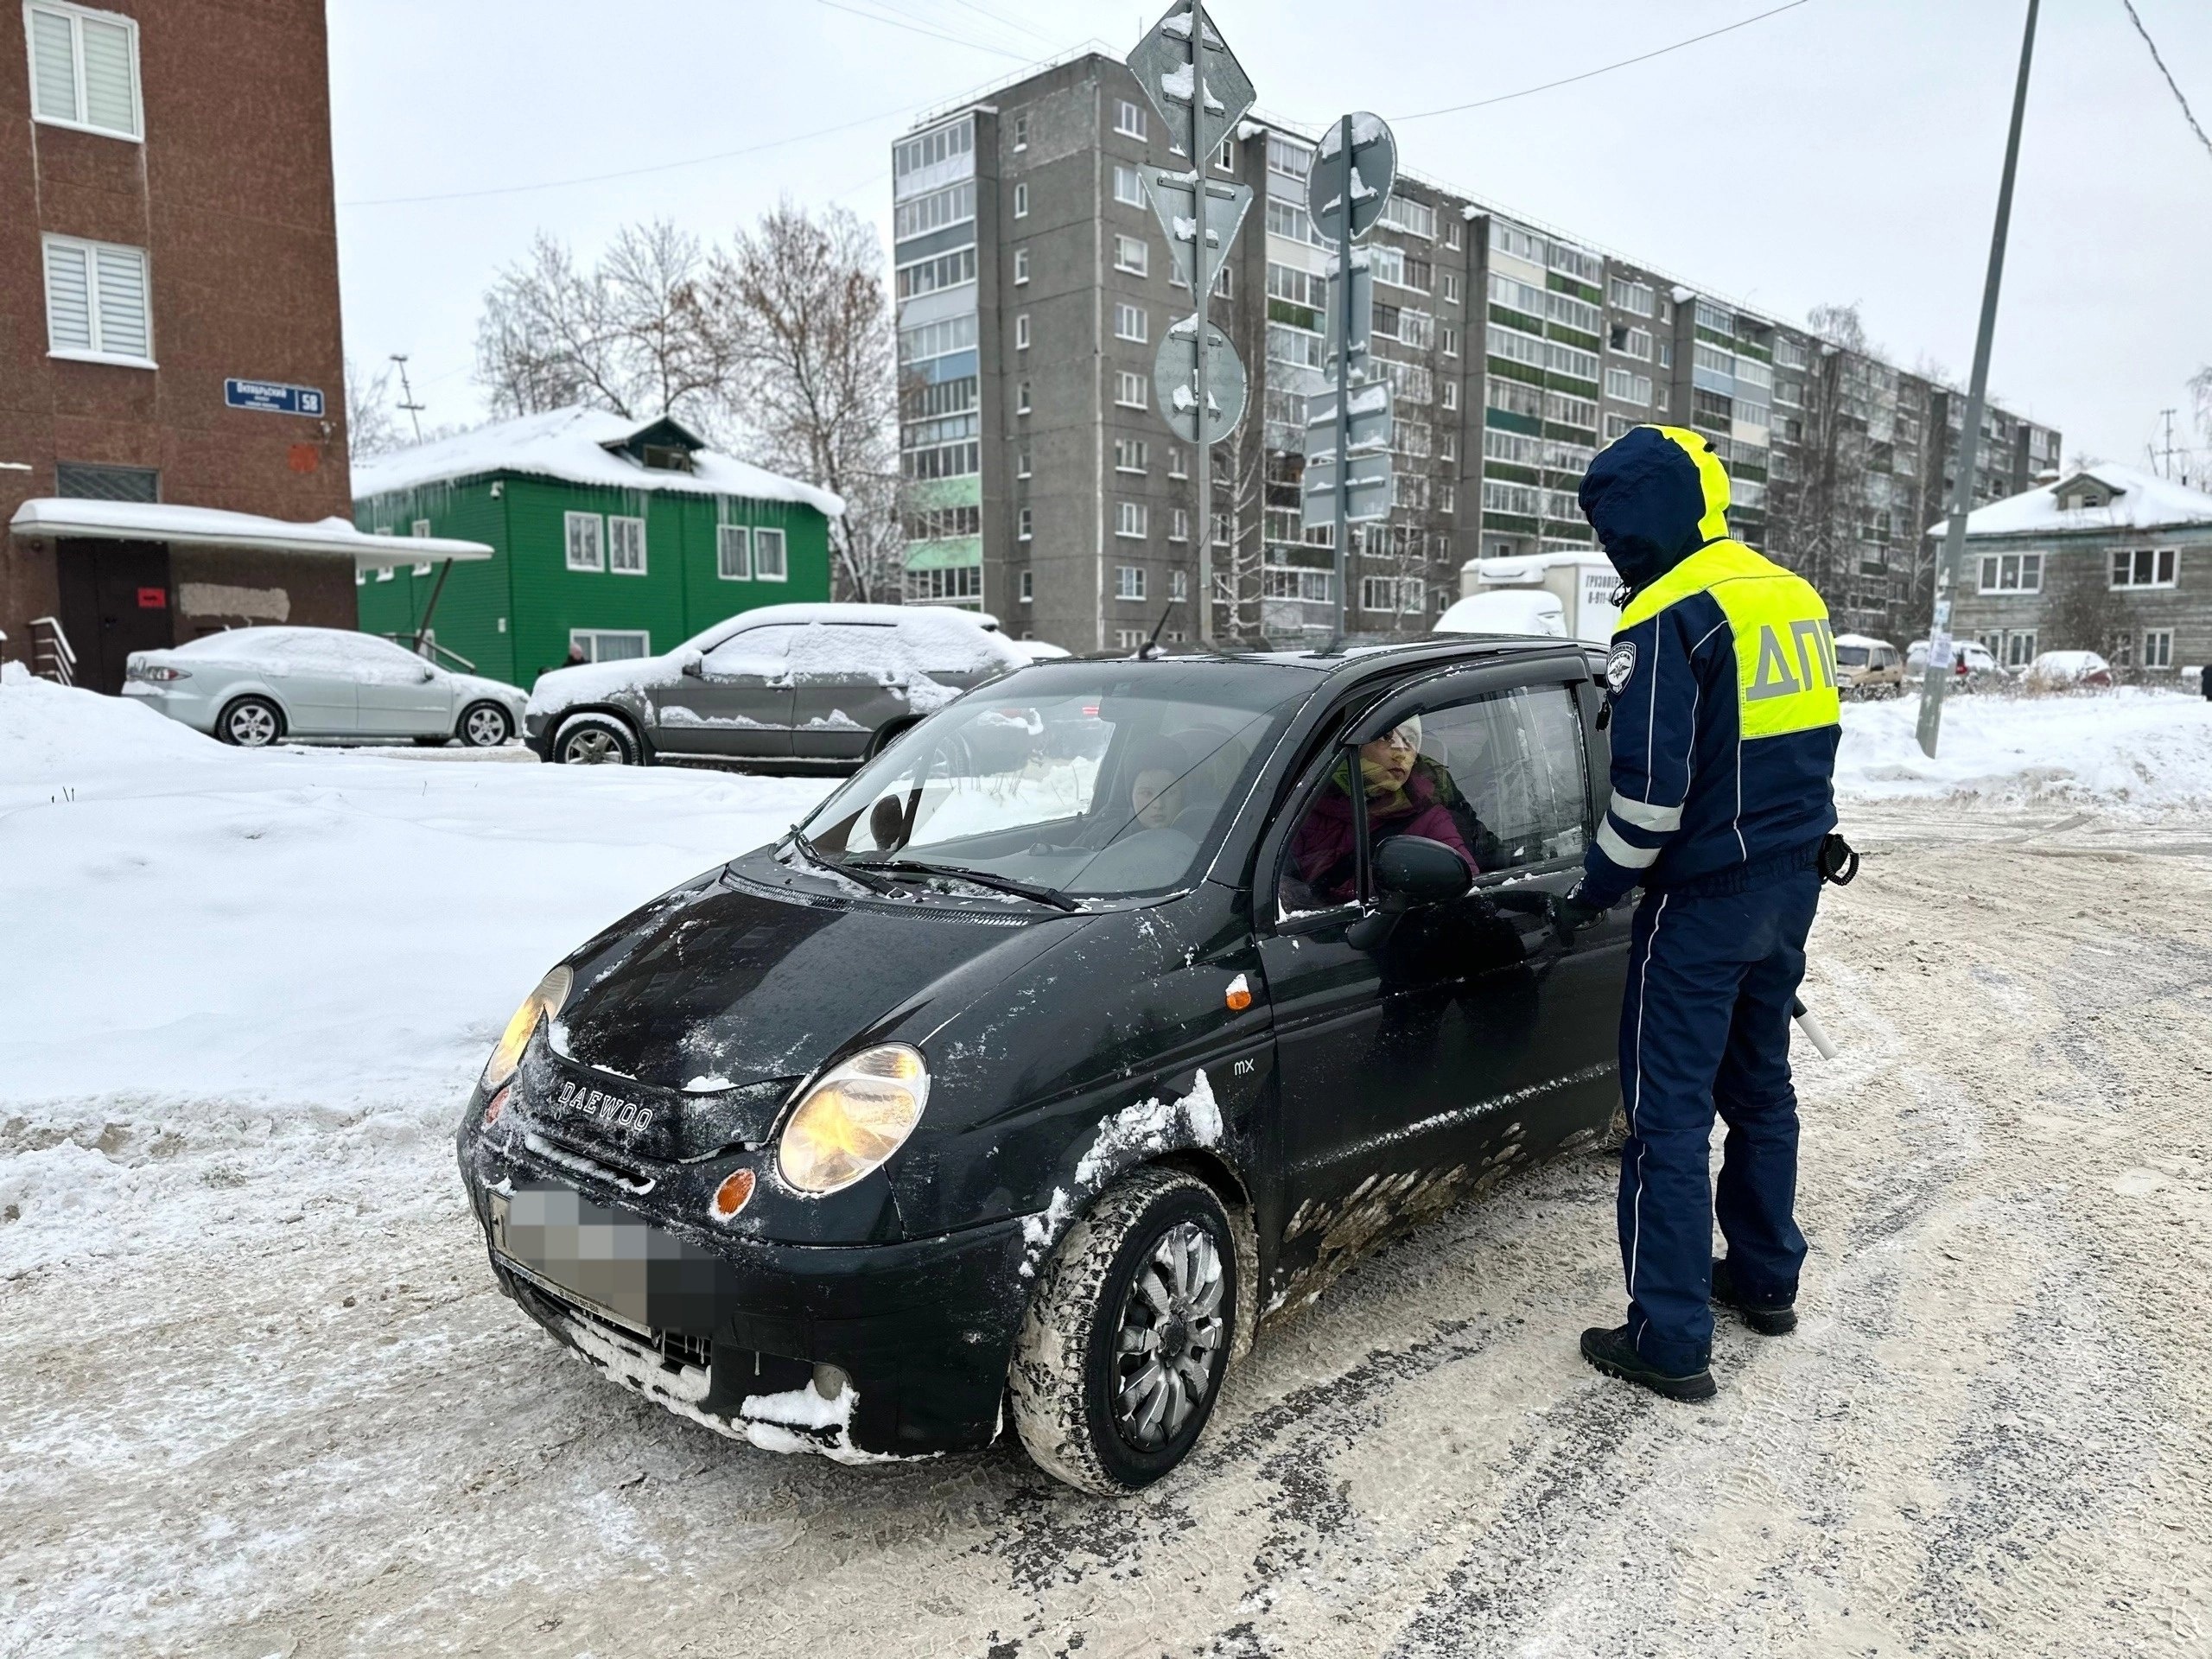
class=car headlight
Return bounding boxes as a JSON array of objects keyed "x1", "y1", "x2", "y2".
[
  {"x1": 480, "y1": 965, "x2": 573, "y2": 1092},
  {"x1": 777, "y1": 1044, "x2": 930, "y2": 1194}
]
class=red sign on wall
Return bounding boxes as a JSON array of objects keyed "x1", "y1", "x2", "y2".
[
  {"x1": 288, "y1": 443, "x2": 321, "y2": 473},
  {"x1": 137, "y1": 587, "x2": 168, "y2": 609}
]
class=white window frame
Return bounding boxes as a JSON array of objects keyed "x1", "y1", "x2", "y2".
[
  {"x1": 564, "y1": 511, "x2": 604, "y2": 572},
  {"x1": 1113, "y1": 234, "x2": 1148, "y2": 276},
  {"x1": 753, "y1": 525, "x2": 789, "y2": 582},
  {"x1": 41, "y1": 233, "x2": 153, "y2": 366},
  {"x1": 607, "y1": 514, "x2": 647, "y2": 575},
  {"x1": 1114, "y1": 99, "x2": 1146, "y2": 140},
  {"x1": 1977, "y1": 551, "x2": 2042, "y2": 594},
  {"x1": 24, "y1": 1, "x2": 142, "y2": 141},
  {"x1": 569, "y1": 628, "x2": 651, "y2": 663},
  {"x1": 1116, "y1": 564, "x2": 1147, "y2": 601},
  {"x1": 1020, "y1": 569, "x2": 1034, "y2": 604},
  {"x1": 717, "y1": 524, "x2": 751, "y2": 581},
  {"x1": 1113, "y1": 162, "x2": 1145, "y2": 207},
  {"x1": 2109, "y1": 547, "x2": 2177, "y2": 589},
  {"x1": 1116, "y1": 501, "x2": 1148, "y2": 539},
  {"x1": 1113, "y1": 302, "x2": 1147, "y2": 343},
  {"x1": 1013, "y1": 181, "x2": 1029, "y2": 219},
  {"x1": 1013, "y1": 246, "x2": 1030, "y2": 285},
  {"x1": 2143, "y1": 628, "x2": 2174, "y2": 670},
  {"x1": 1114, "y1": 437, "x2": 1147, "y2": 474},
  {"x1": 1015, "y1": 313, "x2": 1031, "y2": 350},
  {"x1": 1170, "y1": 508, "x2": 1189, "y2": 543},
  {"x1": 1017, "y1": 505, "x2": 1033, "y2": 541},
  {"x1": 1114, "y1": 371, "x2": 1147, "y2": 409},
  {"x1": 1018, "y1": 379, "x2": 1033, "y2": 414}
]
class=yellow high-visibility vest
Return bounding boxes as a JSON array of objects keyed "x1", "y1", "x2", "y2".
[{"x1": 1619, "y1": 539, "x2": 1841, "y2": 740}]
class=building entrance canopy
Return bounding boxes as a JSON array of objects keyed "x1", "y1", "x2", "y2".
[{"x1": 9, "y1": 498, "x2": 493, "y2": 569}]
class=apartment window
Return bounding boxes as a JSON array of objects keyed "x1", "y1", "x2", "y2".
[
  {"x1": 1606, "y1": 277, "x2": 1656, "y2": 316},
  {"x1": 571, "y1": 629, "x2": 650, "y2": 662},
  {"x1": 1170, "y1": 508, "x2": 1189, "y2": 543},
  {"x1": 1017, "y1": 447, "x2": 1032, "y2": 479},
  {"x1": 894, "y1": 245, "x2": 976, "y2": 300},
  {"x1": 1114, "y1": 437, "x2": 1148, "y2": 473},
  {"x1": 1212, "y1": 512, "x2": 1231, "y2": 547},
  {"x1": 893, "y1": 180, "x2": 976, "y2": 241},
  {"x1": 906, "y1": 566, "x2": 982, "y2": 603},
  {"x1": 26, "y1": 3, "x2": 140, "y2": 139},
  {"x1": 1167, "y1": 446, "x2": 1186, "y2": 479},
  {"x1": 1116, "y1": 628, "x2": 1145, "y2": 651},
  {"x1": 1978, "y1": 552, "x2": 2042, "y2": 594},
  {"x1": 1115, "y1": 371, "x2": 1148, "y2": 408},
  {"x1": 1440, "y1": 272, "x2": 1460, "y2": 305},
  {"x1": 1115, "y1": 99, "x2": 1146, "y2": 139},
  {"x1": 1020, "y1": 569, "x2": 1034, "y2": 604},
  {"x1": 607, "y1": 515, "x2": 646, "y2": 575},
  {"x1": 2003, "y1": 630, "x2": 2037, "y2": 669},
  {"x1": 1654, "y1": 385, "x2": 1670, "y2": 414},
  {"x1": 1116, "y1": 501, "x2": 1148, "y2": 538},
  {"x1": 1215, "y1": 136, "x2": 1236, "y2": 172},
  {"x1": 2111, "y1": 547, "x2": 2177, "y2": 588},
  {"x1": 1172, "y1": 569, "x2": 1190, "y2": 601},
  {"x1": 410, "y1": 519, "x2": 433, "y2": 575},
  {"x1": 1114, "y1": 234, "x2": 1148, "y2": 276},
  {"x1": 1012, "y1": 113, "x2": 1028, "y2": 151},
  {"x1": 564, "y1": 512, "x2": 604, "y2": 572},
  {"x1": 2144, "y1": 629, "x2": 2174, "y2": 669},
  {"x1": 1014, "y1": 246, "x2": 1030, "y2": 285},
  {"x1": 1116, "y1": 565, "x2": 1147, "y2": 601},
  {"x1": 1018, "y1": 380, "x2": 1033, "y2": 414},
  {"x1": 1113, "y1": 163, "x2": 1145, "y2": 207},
  {"x1": 1440, "y1": 324, "x2": 1459, "y2": 358},
  {"x1": 1440, "y1": 380, "x2": 1458, "y2": 411},
  {"x1": 898, "y1": 313, "x2": 977, "y2": 365},
  {"x1": 717, "y1": 524, "x2": 752, "y2": 580},
  {"x1": 1440, "y1": 432, "x2": 1458, "y2": 463},
  {"x1": 1015, "y1": 313, "x2": 1030, "y2": 350},
  {"x1": 1211, "y1": 264, "x2": 1233, "y2": 299},
  {"x1": 1445, "y1": 219, "x2": 1462, "y2": 251},
  {"x1": 1114, "y1": 302, "x2": 1148, "y2": 342},
  {"x1": 1017, "y1": 506, "x2": 1033, "y2": 541},
  {"x1": 753, "y1": 526, "x2": 788, "y2": 581},
  {"x1": 1013, "y1": 181, "x2": 1029, "y2": 219},
  {"x1": 41, "y1": 234, "x2": 151, "y2": 365},
  {"x1": 1440, "y1": 483, "x2": 1456, "y2": 514},
  {"x1": 1605, "y1": 412, "x2": 1635, "y2": 442},
  {"x1": 1605, "y1": 368, "x2": 1653, "y2": 407}
]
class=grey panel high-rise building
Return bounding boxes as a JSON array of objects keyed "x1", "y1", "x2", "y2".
[{"x1": 891, "y1": 53, "x2": 2062, "y2": 650}]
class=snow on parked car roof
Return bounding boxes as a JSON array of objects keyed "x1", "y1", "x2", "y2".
[
  {"x1": 352, "y1": 406, "x2": 845, "y2": 518},
  {"x1": 1434, "y1": 590, "x2": 1567, "y2": 636},
  {"x1": 1940, "y1": 464, "x2": 2212, "y2": 538},
  {"x1": 1833, "y1": 632, "x2": 1894, "y2": 651}
]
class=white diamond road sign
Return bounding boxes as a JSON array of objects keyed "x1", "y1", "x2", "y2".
[{"x1": 1128, "y1": 0, "x2": 1255, "y2": 164}]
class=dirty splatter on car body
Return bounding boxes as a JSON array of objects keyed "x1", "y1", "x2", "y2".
[{"x1": 454, "y1": 639, "x2": 1634, "y2": 1486}]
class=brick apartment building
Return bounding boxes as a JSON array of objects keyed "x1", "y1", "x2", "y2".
[{"x1": 0, "y1": 0, "x2": 396, "y2": 693}]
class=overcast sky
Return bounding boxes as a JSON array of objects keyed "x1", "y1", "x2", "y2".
[{"x1": 328, "y1": 0, "x2": 2212, "y2": 474}]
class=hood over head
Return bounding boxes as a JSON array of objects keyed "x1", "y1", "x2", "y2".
[{"x1": 1576, "y1": 424, "x2": 1732, "y2": 591}]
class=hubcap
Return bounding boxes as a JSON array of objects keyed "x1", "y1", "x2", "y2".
[
  {"x1": 1111, "y1": 1220, "x2": 1225, "y2": 1451},
  {"x1": 464, "y1": 707, "x2": 505, "y2": 746},
  {"x1": 231, "y1": 705, "x2": 276, "y2": 746},
  {"x1": 564, "y1": 728, "x2": 621, "y2": 764}
]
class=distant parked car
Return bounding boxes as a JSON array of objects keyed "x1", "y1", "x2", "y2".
[
  {"x1": 122, "y1": 627, "x2": 528, "y2": 748},
  {"x1": 1906, "y1": 639, "x2": 2003, "y2": 685},
  {"x1": 1433, "y1": 589, "x2": 1569, "y2": 638},
  {"x1": 526, "y1": 603, "x2": 1032, "y2": 766},
  {"x1": 1833, "y1": 633, "x2": 1905, "y2": 697},
  {"x1": 2024, "y1": 650, "x2": 2114, "y2": 690}
]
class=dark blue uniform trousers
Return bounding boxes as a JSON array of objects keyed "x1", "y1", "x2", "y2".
[{"x1": 1617, "y1": 868, "x2": 1821, "y2": 1373}]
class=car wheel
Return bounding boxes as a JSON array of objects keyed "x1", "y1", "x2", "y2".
[
  {"x1": 552, "y1": 711, "x2": 640, "y2": 766},
  {"x1": 458, "y1": 702, "x2": 513, "y2": 748},
  {"x1": 863, "y1": 716, "x2": 919, "y2": 762},
  {"x1": 217, "y1": 696, "x2": 283, "y2": 748},
  {"x1": 1010, "y1": 1166, "x2": 1238, "y2": 1496}
]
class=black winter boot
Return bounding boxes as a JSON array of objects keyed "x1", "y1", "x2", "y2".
[
  {"x1": 1579, "y1": 1325, "x2": 1717, "y2": 1402},
  {"x1": 1711, "y1": 1258, "x2": 1797, "y2": 1335}
]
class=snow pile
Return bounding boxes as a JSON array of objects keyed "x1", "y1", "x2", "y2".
[
  {"x1": 1943, "y1": 462, "x2": 2212, "y2": 537},
  {"x1": 0, "y1": 686, "x2": 836, "y2": 1278},
  {"x1": 1836, "y1": 688, "x2": 2212, "y2": 814}
]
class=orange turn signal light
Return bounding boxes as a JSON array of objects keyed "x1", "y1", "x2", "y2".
[
  {"x1": 709, "y1": 1168, "x2": 756, "y2": 1223},
  {"x1": 1224, "y1": 972, "x2": 1254, "y2": 1012},
  {"x1": 481, "y1": 1084, "x2": 510, "y2": 1126}
]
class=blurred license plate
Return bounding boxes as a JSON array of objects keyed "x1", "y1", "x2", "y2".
[{"x1": 490, "y1": 1185, "x2": 656, "y2": 1336}]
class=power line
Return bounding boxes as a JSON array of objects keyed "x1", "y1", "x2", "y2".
[
  {"x1": 1396, "y1": 0, "x2": 1816, "y2": 122},
  {"x1": 2120, "y1": 0, "x2": 2212, "y2": 164},
  {"x1": 810, "y1": 0, "x2": 1033, "y2": 60}
]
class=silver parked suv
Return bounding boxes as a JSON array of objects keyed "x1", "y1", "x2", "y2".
[{"x1": 525, "y1": 603, "x2": 1033, "y2": 766}]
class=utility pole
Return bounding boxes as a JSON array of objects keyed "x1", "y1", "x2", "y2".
[
  {"x1": 2157, "y1": 408, "x2": 2178, "y2": 479},
  {"x1": 1916, "y1": 0, "x2": 2039, "y2": 760},
  {"x1": 1191, "y1": 0, "x2": 1212, "y2": 646},
  {"x1": 391, "y1": 353, "x2": 426, "y2": 444}
]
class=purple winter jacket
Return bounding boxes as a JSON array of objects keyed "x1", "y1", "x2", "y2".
[{"x1": 1288, "y1": 770, "x2": 1476, "y2": 904}]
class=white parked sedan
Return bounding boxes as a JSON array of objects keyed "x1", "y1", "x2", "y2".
[{"x1": 121, "y1": 627, "x2": 530, "y2": 748}]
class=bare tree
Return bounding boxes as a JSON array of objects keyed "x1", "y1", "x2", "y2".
[
  {"x1": 474, "y1": 223, "x2": 720, "y2": 428},
  {"x1": 1767, "y1": 302, "x2": 1873, "y2": 608},
  {"x1": 703, "y1": 202, "x2": 900, "y2": 604},
  {"x1": 345, "y1": 358, "x2": 404, "y2": 461}
]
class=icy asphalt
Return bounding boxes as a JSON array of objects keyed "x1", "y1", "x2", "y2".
[{"x1": 3, "y1": 699, "x2": 2210, "y2": 1655}]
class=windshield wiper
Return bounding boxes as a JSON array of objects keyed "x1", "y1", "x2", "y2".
[
  {"x1": 787, "y1": 830, "x2": 906, "y2": 899},
  {"x1": 850, "y1": 857, "x2": 1080, "y2": 912}
]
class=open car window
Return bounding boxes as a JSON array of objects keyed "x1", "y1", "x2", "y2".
[
  {"x1": 800, "y1": 662, "x2": 1306, "y2": 899},
  {"x1": 1277, "y1": 681, "x2": 1590, "y2": 918}
]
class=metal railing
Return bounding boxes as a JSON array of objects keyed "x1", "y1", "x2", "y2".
[
  {"x1": 29, "y1": 616, "x2": 75, "y2": 686},
  {"x1": 378, "y1": 632, "x2": 476, "y2": 674}
]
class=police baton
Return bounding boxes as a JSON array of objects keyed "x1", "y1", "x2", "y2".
[{"x1": 1790, "y1": 996, "x2": 1838, "y2": 1061}]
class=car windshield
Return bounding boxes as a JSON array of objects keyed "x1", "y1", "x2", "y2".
[
  {"x1": 798, "y1": 661, "x2": 1313, "y2": 899},
  {"x1": 1834, "y1": 645, "x2": 1870, "y2": 667}
]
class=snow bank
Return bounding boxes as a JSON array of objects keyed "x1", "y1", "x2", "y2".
[
  {"x1": 0, "y1": 683, "x2": 836, "y2": 1277},
  {"x1": 1836, "y1": 688, "x2": 2212, "y2": 814}
]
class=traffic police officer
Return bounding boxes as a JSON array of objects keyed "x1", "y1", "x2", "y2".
[{"x1": 1563, "y1": 424, "x2": 1842, "y2": 1401}]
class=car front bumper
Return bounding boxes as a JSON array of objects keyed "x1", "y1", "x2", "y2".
[{"x1": 458, "y1": 1111, "x2": 1030, "y2": 1461}]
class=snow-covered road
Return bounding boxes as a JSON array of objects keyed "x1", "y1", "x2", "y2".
[{"x1": 3, "y1": 677, "x2": 2209, "y2": 1656}]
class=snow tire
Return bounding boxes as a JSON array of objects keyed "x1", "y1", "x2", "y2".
[
  {"x1": 1009, "y1": 1166, "x2": 1238, "y2": 1497},
  {"x1": 217, "y1": 696, "x2": 283, "y2": 748},
  {"x1": 552, "y1": 711, "x2": 641, "y2": 766},
  {"x1": 457, "y1": 702, "x2": 513, "y2": 748}
]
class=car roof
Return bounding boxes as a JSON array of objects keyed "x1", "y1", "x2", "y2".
[{"x1": 1087, "y1": 634, "x2": 1596, "y2": 677}]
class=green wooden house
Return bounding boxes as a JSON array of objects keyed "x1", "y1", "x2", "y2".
[{"x1": 353, "y1": 407, "x2": 842, "y2": 686}]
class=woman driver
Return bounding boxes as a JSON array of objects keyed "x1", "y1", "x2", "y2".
[{"x1": 1288, "y1": 715, "x2": 1477, "y2": 905}]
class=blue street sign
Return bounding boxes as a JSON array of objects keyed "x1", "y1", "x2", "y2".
[{"x1": 225, "y1": 378, "x2": 325, "y2": 416}]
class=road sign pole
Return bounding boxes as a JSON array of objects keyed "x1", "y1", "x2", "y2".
[
  {"x1": 1916, "y1": 0, "x2": 2038, "y2": 758},
  {"x1": 1190, "y1": 0, "x2": 1213, "y2": 647},
  {"x1": 1331, "y1": 111, "x2": 1352, "y2": 642}
]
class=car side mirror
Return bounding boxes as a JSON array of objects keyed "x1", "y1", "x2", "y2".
[
  {"x1": 419, "y1": 664, "x2": 437, "y2": 682},
  {"x1": 677, "y1": 650, "x2": 704, "y2": 677},
  {"x1": 1344, "y1": 835, "x2": 1471, "y2": 950}
]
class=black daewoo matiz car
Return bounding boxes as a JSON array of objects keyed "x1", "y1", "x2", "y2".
[{"x1": 457, "y1": 639, "x2": 1633, "y2": 1493}]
